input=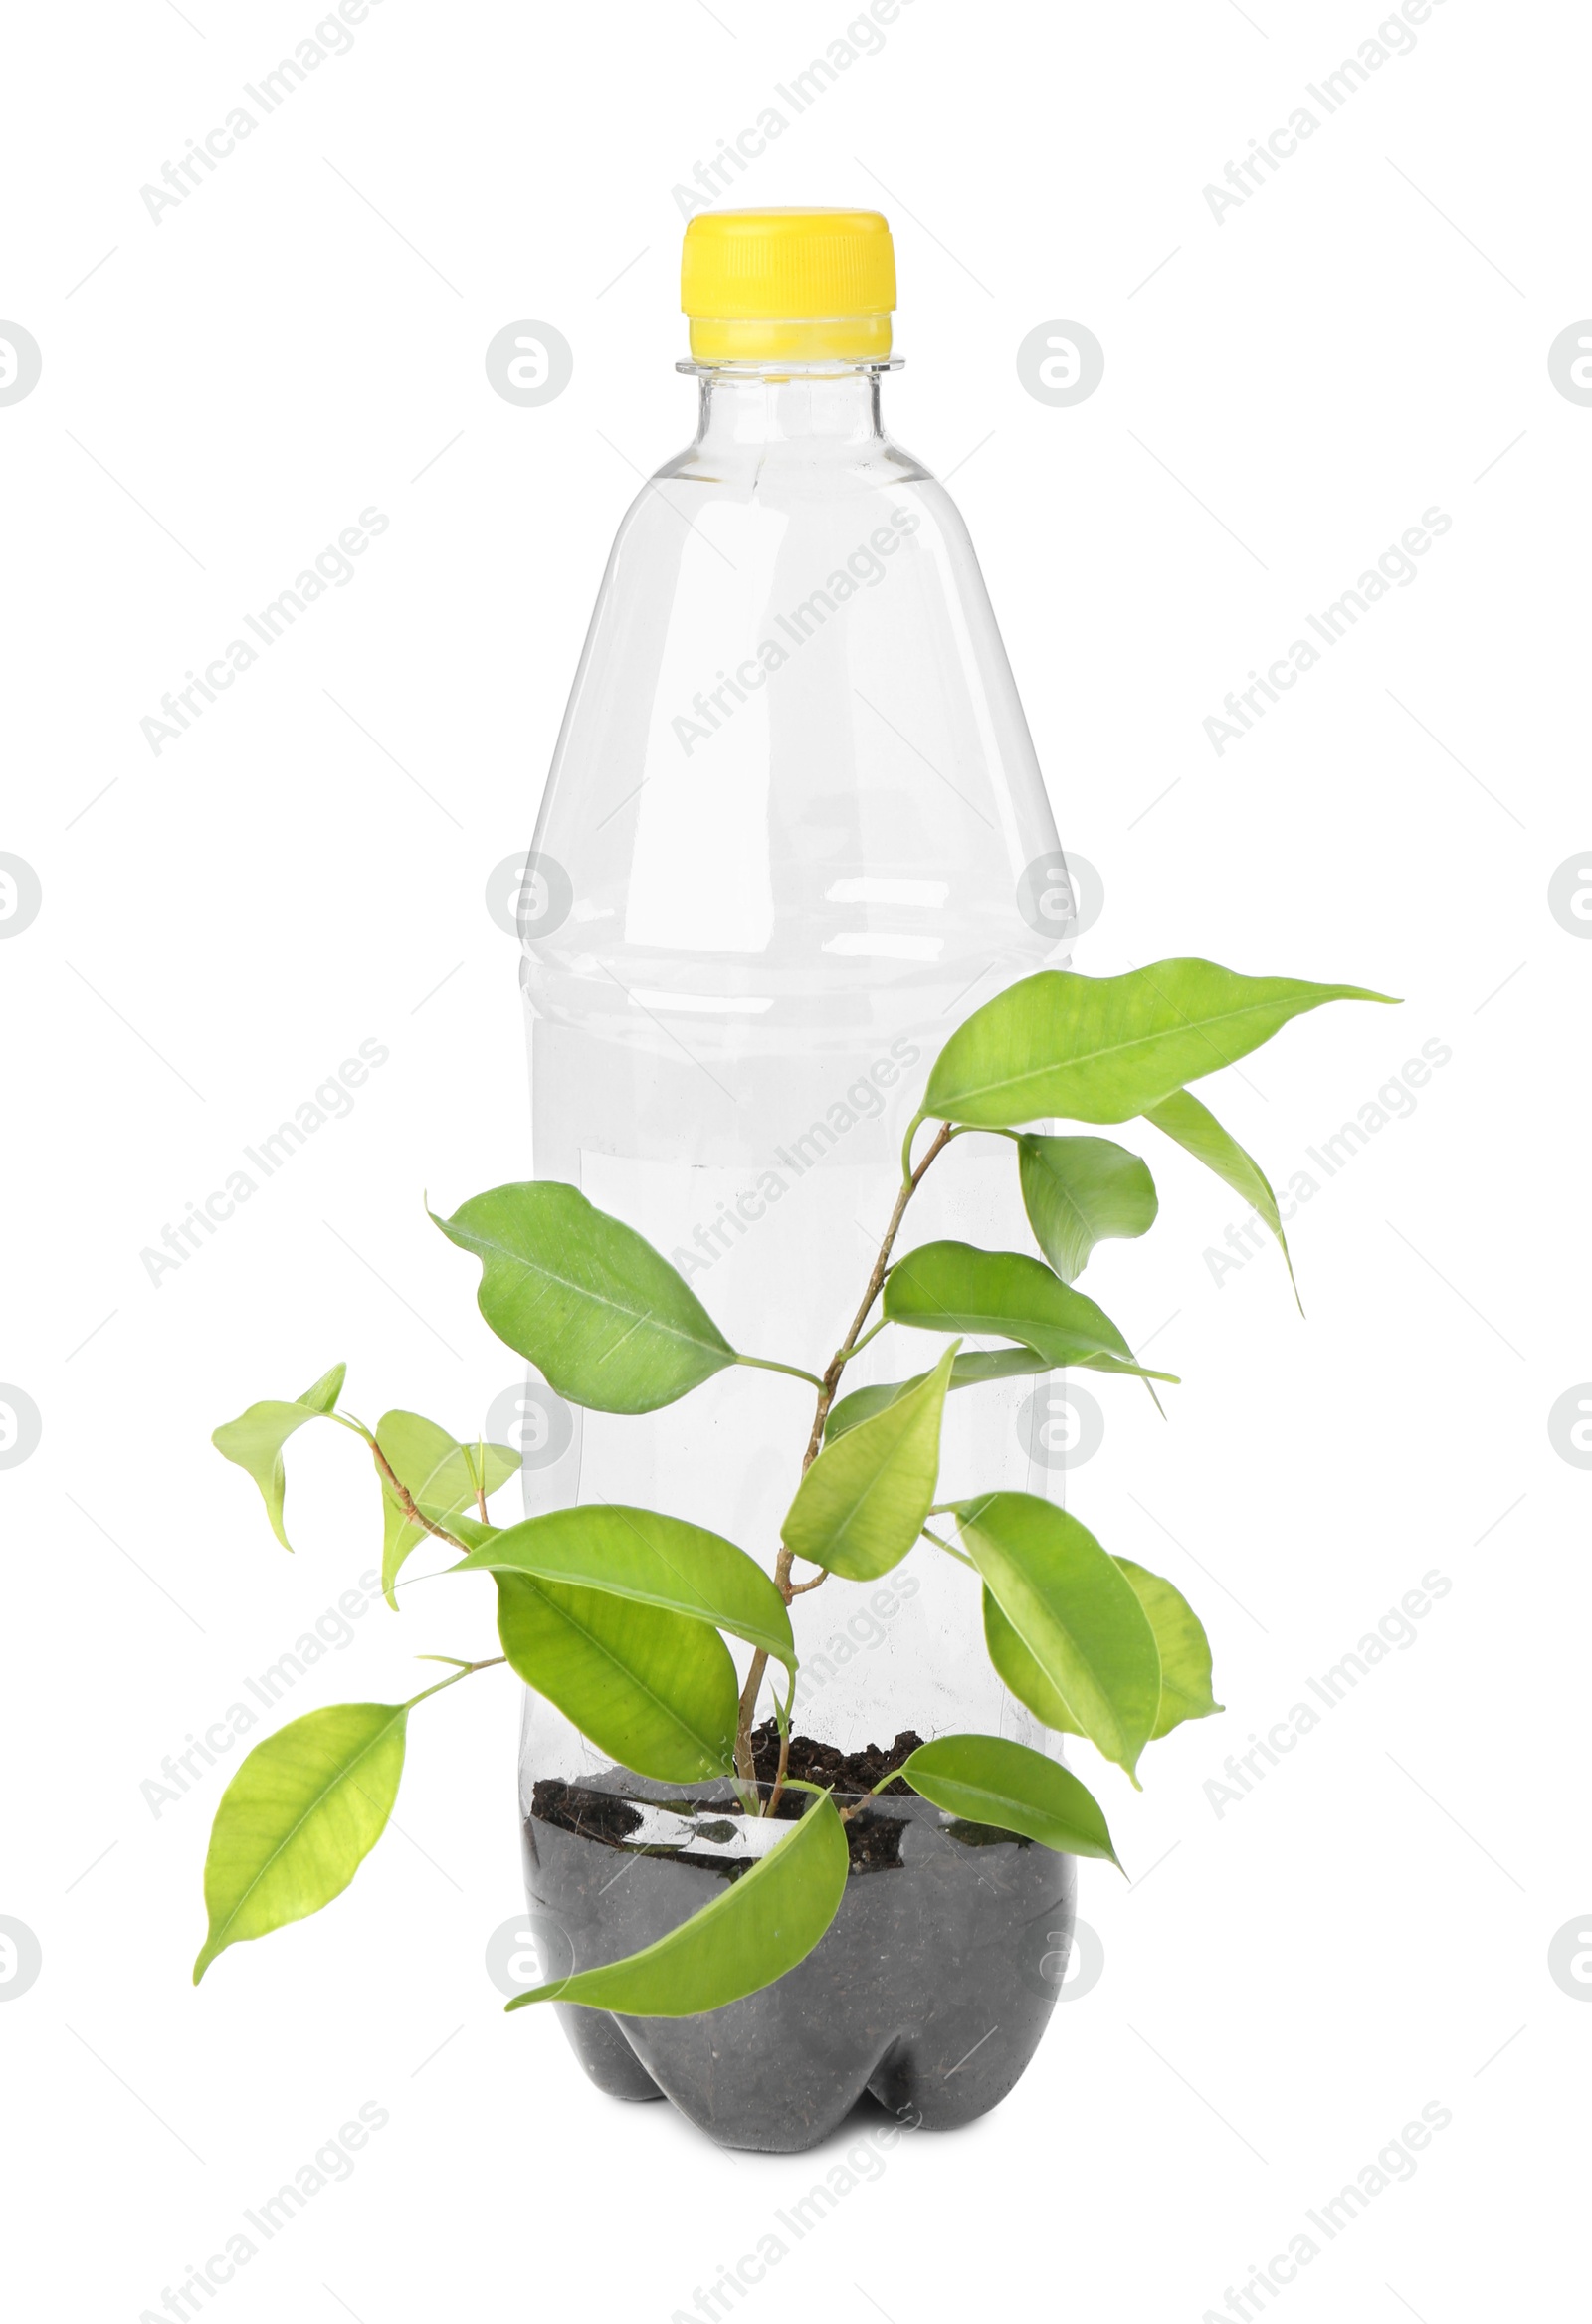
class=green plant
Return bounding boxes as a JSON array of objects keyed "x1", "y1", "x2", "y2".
[{"x1": 193, "y1": 958, "x2": 1391, "y2": 2013}]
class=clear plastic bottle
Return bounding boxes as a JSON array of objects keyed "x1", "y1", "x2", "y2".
[{"x1": 518, "y1": 208, "x2": 1070, "y2": 1796}]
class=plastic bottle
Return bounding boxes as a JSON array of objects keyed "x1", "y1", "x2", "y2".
[{"x1": 517, "y1": 205, "x2": 1073, "y2": 1820}]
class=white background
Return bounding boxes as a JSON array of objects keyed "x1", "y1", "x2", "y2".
[{"x1": 2, "y1": 2, "x2": 1586, "y2": 2318}]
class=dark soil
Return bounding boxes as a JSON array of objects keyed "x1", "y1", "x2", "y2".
[
  {"x1": 530, "y1": 1780, "x2": 644, "y2": 1846},
  {"x1": 748, "y1": 1721, "x2": 924, "y2": 1809},
  {"x1": 530, "y1": 1728, "x2": 927, "y2": 1874}
]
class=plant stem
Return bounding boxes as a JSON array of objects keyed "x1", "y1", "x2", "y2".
[
  {"x1": 368, "y1": 1436, "x2": 472, "y2": 1557},
  {"x1": 838, "y1": 1759, "x2": 916, "y2": 1824},
  {"x1": 736, "y1": 1354, "x2": 827, "y2": 1389},
  {"x1": 921, "y1": 1523, "x2": 974, "y2": 1569},
  {"x1": 734, "y1": 1118, "x2": 958, "y2": 1802},
  {"x1": 405, "y1": 1655, "x2": 506, "y2": 1710},
  {"x1": 801, "y1": 1118, "x2": 955, "y2": 1475},
  {"x1": 836, "y1": 1317, "x2": 887, "y2": 1365}
]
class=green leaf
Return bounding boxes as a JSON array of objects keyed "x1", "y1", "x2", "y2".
[
  {"x1": 1115, "y1": 1558, "x2": 1222, "y2": 1739},
  {"x1": 924, "y1": 960, "x2": 1395, "y2": 1129},
  {"x1": 432, "y1": 1182, "x2": 736, "y2": 1414},
  {"x1": 1146, "y1": 1087, "x2": 1298, "y2": 1309},
  {"x1": 986, "y1": 1556, "x2": 1222, "y2": 1743},
  {"x1": 506, "y1": 1789, "x2": 848, "y2": 2018},
  {"x1": 375, "y1": 1410, "x2": 518, "y2": 1606},
  {"x1": 981, "y1": 1590, "x2": 1077, "y2": 1733},
  {"x1": 495, "y1": 1572, "x2": 738, "y2": 1782},
  {"x1": 783, "y1": 1345, "x2": 956, "y2": 1582},
  {"x1": 884, "y1": 1242, "x2": 1177, "y2": 1385},
  {"x1": 952, "y1": 1492, "x2": 1162, "y2": 1781},
  {"x1": 1018, "y1": 1135, "x2": 1157, "y2": 1284},
  {"x1": 193, "y1": 1699, "x2": 406, "y2": 1981},
  {"x1": 452, "y1": 1505, "x2": 794, "y2": 1668},
  {"x1": 824, "y1": 1347, "x2": 1048, "y2": 1443},
  {"x1": 211, "y1": 1363, "x2": 347, "y2": 1551},
  {"x1": 900, "y1": 1734, "x2": 1119, "y2": 1862}
]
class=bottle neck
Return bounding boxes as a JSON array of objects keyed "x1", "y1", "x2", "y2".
[{"x1": 693, "y1": 364, "x2": 886, "y2": 453}]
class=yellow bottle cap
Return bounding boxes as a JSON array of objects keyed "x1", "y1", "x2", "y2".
[{"x1": 681, "y1": 208, "x2": 896, "y2": 363}]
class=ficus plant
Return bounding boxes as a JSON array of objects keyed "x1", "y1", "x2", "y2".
[{"x1": 193, "y1": 958, "x2": 1391, "y2": 2013}]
